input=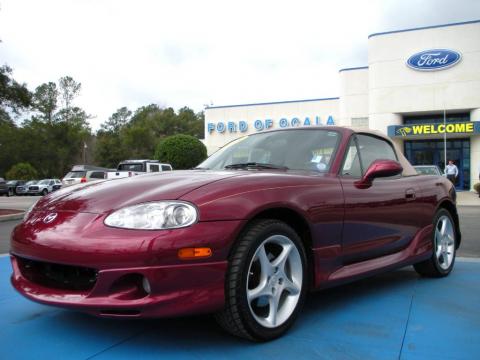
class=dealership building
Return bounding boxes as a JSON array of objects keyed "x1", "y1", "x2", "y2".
[{"x1": 204, "y1": 20, "x2": 480, "y2": 190}]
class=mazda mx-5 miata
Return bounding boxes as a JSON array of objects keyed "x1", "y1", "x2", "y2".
[{"x1": 10, "y1": 127, "x2": 460, "y2": 341}]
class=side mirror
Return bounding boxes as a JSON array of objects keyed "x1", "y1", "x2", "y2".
[{"x1": 355, "y1": 159, "x2": 403, "y2": 189}]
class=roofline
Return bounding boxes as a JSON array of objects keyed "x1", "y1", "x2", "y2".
[
  {"x1": 205, "y1": 97, "x2": 339, "y2": 110},
  {"x1": 368, "y1": 19, "x2": 480, "y2": 39},
  {"x1": 339, "y1": 66, "x2": 369, "y2": 73}
]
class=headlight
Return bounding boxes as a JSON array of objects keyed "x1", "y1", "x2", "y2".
[{"x1": 104, "y1": 201, "x2": 198, "y2": 230}]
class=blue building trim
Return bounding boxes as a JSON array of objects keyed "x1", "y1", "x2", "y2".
[
  {"x1": 339, "y1": 66, "x2": 369, "y2": 72},
  {"x1": 205, "y1": 97, "x2": 339, "y2": 110},
  {"x1": 369, "y1": 19, "x2": 480, "y2": 39}
]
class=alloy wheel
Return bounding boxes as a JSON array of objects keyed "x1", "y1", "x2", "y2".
[
  {"x1": 434, "y1": 215, "x2": 455, "y2": 270},
  {"x1": 246, "y1": 235, "x2": 303, "y2": 328}
]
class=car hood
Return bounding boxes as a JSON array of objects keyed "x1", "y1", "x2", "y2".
[{"x1": 33, "y1": 171, "x2": 244, "y2": 214}]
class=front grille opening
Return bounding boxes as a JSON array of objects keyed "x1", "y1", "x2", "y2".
[
  {"x1": 100, "y1": 309, "x2": 141, "y2": 317},
  {"x1": 17, "y1": 256, "x2": 98, "y2": 291}
]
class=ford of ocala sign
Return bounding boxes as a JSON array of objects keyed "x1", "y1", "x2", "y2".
[{"x1": 406, "y1": 49, "x2": 461, "y2": 71}]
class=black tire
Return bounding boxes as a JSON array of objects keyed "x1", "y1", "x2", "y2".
[
  {"x1": 7, "y1": 188, "x2": 13, "y2": 197},
  {"x1": 41, "y1": 189, "x2": 48, "y2": 196},
  {"x1": 414, "y1": 208, "x2": 457, "y2": 278},
  {"x1": 215, "y1": 219, "x2": 308, "y2": 341}
]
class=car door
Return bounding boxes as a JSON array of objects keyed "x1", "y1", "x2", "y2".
[{"x1": 340, "y1": 134, "x2": 420, "y2": 263}]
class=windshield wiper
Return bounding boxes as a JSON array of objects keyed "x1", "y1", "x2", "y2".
[{"x1": 224, "y1": 162, "x2": 288, "y2": 170}]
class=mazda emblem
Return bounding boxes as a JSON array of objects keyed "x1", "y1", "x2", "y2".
[{"x1": 43, "y1": 213, "x2": 58, "y2": 224}]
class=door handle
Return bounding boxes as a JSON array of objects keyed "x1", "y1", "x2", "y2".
[{"x1": 405, "y1": 189, "x2": 416, "y2": 201}]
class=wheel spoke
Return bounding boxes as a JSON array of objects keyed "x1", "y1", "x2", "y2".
[
  {"x1": 247, "y1": 280, "x2": 269, "y2": 302},
  {"x1": 272, "y1": 244, "x2": 292, "y2": 272},
  {"x1": 440, "y1": 218, "x2": 447, "y2": 237},
  {"x1": 435, "y1": 245, "x2": 443, "y2": 258},
  {"x1": 256, "y1": 245, "x2": 273, "y2": 276},
  {"x1": 283, "y1": 277, "x2": 300, "y2": 295},
  {"x1": 266, "y1": 293, "x2": 280, "y2": 327}
]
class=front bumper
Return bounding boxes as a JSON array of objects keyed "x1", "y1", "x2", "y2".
[
  {"x1": 11, "y1": 255, "x2": 228, "y2": 317},
  {"x1": 10, "y1": 211, "x2": 245, "y2": 317}
]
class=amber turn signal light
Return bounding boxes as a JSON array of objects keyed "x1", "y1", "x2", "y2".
[{"x1": 178, "y1": 247, "x2": 212, "y2": 259}]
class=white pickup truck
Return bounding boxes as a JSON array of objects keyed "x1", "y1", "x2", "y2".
[{"x1": 106, "y1": 160, "x2": 173, "y2": 180}]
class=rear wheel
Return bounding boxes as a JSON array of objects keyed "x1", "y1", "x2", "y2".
[
  {"x1": 414, "y1": 209, "x2": 456, "y2": 277},
  {"x1": 215, "y1": 219, "x2": 307, "y2": 341},
  {"x1": 7, "y1": 188, "x2": 13, "y2": 197}
]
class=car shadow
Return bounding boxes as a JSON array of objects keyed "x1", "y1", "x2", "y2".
[{"x1": 50, "y1": 266, "x2": 421, "y2": 353}]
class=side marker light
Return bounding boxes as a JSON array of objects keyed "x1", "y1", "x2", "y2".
[{"x1": 178, "y1": 247, "x2": 212, "y2": 259}]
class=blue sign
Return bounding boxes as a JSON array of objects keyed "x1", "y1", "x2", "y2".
[
  {"x1": 406, "y1": 49, "x2": 461, "y2": 71},
  {"x1": 207, "y1": 116, "x2": 335, "y2": 134}
]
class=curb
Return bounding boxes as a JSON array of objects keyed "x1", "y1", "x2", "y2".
[{"x1": 0, "y1": 211, "x2": 25, "y2": 223}]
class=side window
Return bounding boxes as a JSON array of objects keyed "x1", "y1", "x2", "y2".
[
  {"x1": 356, "y1": 134, "x2": 397, "y2": 171},
  {"x1": 90, "y1": 172, "x2": 105, "y2": 179},
  {"x1": 161, "y1": 165, "x2": 172, "y2": 171},
  {"x1": 49, "y1": 180, "x2": 54, "y2": 185},
  {"x1": 149, "y1": 164, "x2": 160, "y2": 172},
  {"x1": 341, "y1": 137, "x2": 362, "y2": 178}
]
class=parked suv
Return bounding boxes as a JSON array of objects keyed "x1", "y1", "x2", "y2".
[
  {"x1": 0, "y1": 178, "x2": 11, "y2": 196},
  {"x1": 27, "y1": 179, "x2": 62, "y2": 196},
  {"x1": 16, "y1": 180, "x2": 38, "y2": 196}
]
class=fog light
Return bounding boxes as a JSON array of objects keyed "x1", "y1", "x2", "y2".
[
  {"x1": 178, "y1": 247, "x2": 212, "y2": 259},
  {"x1": 142, "y1": 277, "x2": 151, "y2": 294}
]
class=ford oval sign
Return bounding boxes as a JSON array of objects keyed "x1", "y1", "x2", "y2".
[{"x1": 406, "y1": 49, "x2": 461, "y2": 71}]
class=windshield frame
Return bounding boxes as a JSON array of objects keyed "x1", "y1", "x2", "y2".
[{"x1": 198, "y1": 128, "x2": 341, "y2": 173}]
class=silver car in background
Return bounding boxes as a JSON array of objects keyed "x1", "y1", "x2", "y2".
[
  {"x1": 15, "y1": 180, "x2": 38, "y2": 195},
  {"x1": 27, "y1": 179, "x2": 62, "y2": 196}
]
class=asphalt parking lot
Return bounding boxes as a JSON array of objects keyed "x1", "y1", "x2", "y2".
[{"x1": 0, "y1": 194, "x2": 479, "y2": 359}]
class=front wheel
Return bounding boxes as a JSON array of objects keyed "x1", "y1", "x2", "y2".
[
  {"x1": 414, "y1": 208, "x2": 457, "y2": 277},
  {"x1": 215, "y1": 219, "x2": 308, "y2": 341},
  {"x1": 7, "y1": 189, "x2": 13, "y2": 197},
  {"x1": 41, "y1": 189, "x2": 48, "y2": 196}
]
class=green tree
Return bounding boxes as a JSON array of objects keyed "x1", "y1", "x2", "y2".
[
  {"x1": 58, "y1": 76, "x2": 81, "y2": 122},
  {"x1": 0, "y1": 65, "x2": 32, "y2": 122},
  {"x1": 155, "y1": 134, "x2": 207, "y2": 169},
  {"x1": 6, "y1": 162, "x2": 38, "y2": 180},
  {"x1": 0, "y1": 120, "x2": 20, "y2": 175},
  {"x1": 94, "y1": 107, "x2": 132, "y2": 167},
  {"x1": 101, "y1": 106, "x2": 132, "y2": 133},
  {"x1": 33, "y1": 82, "x2": 58, "y2": 122},
  {"x1": 95, "y1": 105, "x2": 205, "y2": 168}
]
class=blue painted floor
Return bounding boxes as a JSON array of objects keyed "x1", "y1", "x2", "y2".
[{"x1": 0, "y1": 256, "x2": 479, "y2": 360}]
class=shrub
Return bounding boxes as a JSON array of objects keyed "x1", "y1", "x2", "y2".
[
  {"x1": 474, "y1": 182, "x2": 480, "y2": 194},
  {"x1": 6, "y1": 162, "x2": 39, "y2": 180},
  {"x1": 154, "y1": 134, "x2": 207, "y2": 170}
]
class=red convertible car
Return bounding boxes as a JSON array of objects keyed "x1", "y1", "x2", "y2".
[{"x1": 10, "y1": 127, "x2": 460, "y2": 341}]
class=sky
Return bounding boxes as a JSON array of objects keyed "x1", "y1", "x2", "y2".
[{"x1": 1, "y1": 0, "x2": 479, "y2": 130}]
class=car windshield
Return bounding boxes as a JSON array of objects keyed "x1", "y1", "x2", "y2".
[
  {"x1": 26, "y1": 181, "x2": 37, "y2": 185},
  {"x1": 64, "y1": 171, "x2": 87, "y2": 178},
  {"x1": 7, "y1": 181, "x2": 16, "y2": 185},
  {"x1": 38, "y1": 180, "x2": 50, "y2": 185},
  {"x1": 198, "y1": 129, "x2": 340, "y2": 172},
  {"x1": 415, "y1": 167, "x2": 440, "y2": 175}
]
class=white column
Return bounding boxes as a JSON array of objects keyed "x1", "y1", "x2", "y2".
[{"x1": 470, "y1": 109, "x2": 480, "y2": 190}]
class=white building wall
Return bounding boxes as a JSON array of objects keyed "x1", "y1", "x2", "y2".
[
  {"x1": 471, "y1": 108, "x2": 480, "y2": 188},
  {"x1": 339, "y1": 68, "x2": 369, "y2": 127},
  {"x1": 368, "y1": 22, "x2": 480, "y2": 134}
]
